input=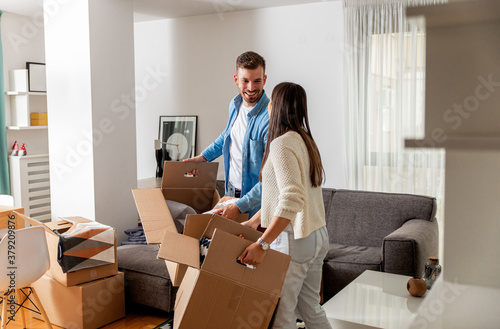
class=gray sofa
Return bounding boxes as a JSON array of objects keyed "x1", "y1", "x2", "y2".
[
  {"x1": 321, "y1": 188, "x2": 438, "y2": 301},
  {"x1": 117, "y1": 186, "x2": 438, "y2": 311},
  {"x1": 117, "y1": 200, "x2": 197, "y2": 312}
]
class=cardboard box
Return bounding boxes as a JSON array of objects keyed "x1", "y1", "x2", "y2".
[
  {"x1": 31, "y1": 112, "x2": 48, "y2": 125},
  {"x1": 158, "y1": 215, "x2": 291, "y2": 329},
  {"x1": 31, "y1": 119, "x2": 48, "y2": 126},
  {"x1": 0, "y1": 206, "x2": 24, "y2": 230},
  {"x1": 132, "y1": 167, "x2": 291, "y2": 328},
  {"x1": 158, "y1": 213, "x2": 260, "y2": 286},
  {"x1": 18, "y1": 212, "x2": 118, "y2": 286},
  {"x1": 32, "y1": 272, "x2": 125, "y2": 329},
  {"x1": 132, "y1": 161, "x2": 248, "y2": 245},
  {"x1": 161, "y1": 161, "x2": 220, "y2": 214},
  {"x1": 30, "y1": 112, "x2": 48, "y2": 120}
]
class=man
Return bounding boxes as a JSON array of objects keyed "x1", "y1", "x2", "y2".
[{"x1": 184, "y1": 51, "x2": 269, "y2": 220}]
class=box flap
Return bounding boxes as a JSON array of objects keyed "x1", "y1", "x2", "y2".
[
  {"x1": 202, "y1": 229, "x2": 291, "y2": 296},
  {"x1": 183, "y1": 214, "x2": 213, "y2": 240},
  {"x1": 164, "y1": 260, "x2": 187, "y2": 287},
  {"x1": 58, "y1": 216, "x2": 93, "y2": 224},
  {"x1": 44, "y1": 220, "x2": 81, "y2": 234},
  {"x1": 16, "y1": 211, "x2": 63, "y2": 236},
  {"x1": 203, "y1": 214, "x2": 261, "y2": 242},
  {"x1": 161, "y1": 161, "x2": 218, "y2": 190},
  {"x1": 157, "y1": 231, "x2": 201, "y2": 269},
  {"x1": 131, "y1": 188, "x2": 177, "y2": 244}
]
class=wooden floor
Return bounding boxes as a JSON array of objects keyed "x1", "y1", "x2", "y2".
[{"x1": 2, "y1": 304, "x2": 172, "y2": 329}]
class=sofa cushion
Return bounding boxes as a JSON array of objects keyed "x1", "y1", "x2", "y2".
[
  {"x1": 325, "y1": 244, "x2": 381, "y2": 266},
  {"x1": 325, "y1": 189, "x2": 436, "y2": 247},
  {"x1": 166, "y1": 200, "x2": 197, "y2": 233},
  {"x1": 322, "y1": 258, "x2": 381, "y2": 301},
  {"x1": 323, "y1": 244, "x2": 382, "y2": 300},
  {"x1": 118, "y1": 244, "x2": 168, "y2": 278},
  {"x1": 117, "y1": 244, "x2": 176, "y2": 312}
]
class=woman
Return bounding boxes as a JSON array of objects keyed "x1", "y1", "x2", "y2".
[{"x1": 238, "y1": 82, "x2": 332, "y2": 329}]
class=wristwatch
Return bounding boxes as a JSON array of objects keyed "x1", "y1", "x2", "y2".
[{"x1": 257, "y1": 237, "x2": 270, "y2": 251}]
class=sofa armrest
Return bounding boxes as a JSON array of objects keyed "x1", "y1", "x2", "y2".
[{"x1": 382, "y1": 219, "x2": 438, "y2": 277}]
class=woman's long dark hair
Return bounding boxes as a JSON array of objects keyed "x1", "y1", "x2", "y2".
[{"x1": 260, "y1": 82, "x2": 325, "y2": 187}]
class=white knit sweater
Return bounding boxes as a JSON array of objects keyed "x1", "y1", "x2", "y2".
[{"x1": 261, "y1": 131, "x2": 326, "y2": 239}]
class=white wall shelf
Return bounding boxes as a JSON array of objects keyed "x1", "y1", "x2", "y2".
[
  {"x1": 7, "y1": 126, "x2": 48, "y2": 130},
  {"x1": 5, "y1": 91, "x2": 47, "y2": 96},
  {"x1": 5, "y1": 69, "x2": 48, "y2": 127},
  {"x1": 5, "y1": 68, "x2": 50, "y2": 219}
]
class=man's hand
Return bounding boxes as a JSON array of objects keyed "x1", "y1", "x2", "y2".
[
  {"x1": 213, "y1": 203, "x2": 241, "y2": 220},
  {"x1": 238, "y1": 242, "x2": 266, "y2": 267},
  {"x1": 183, "y1": 155, "x2": 207, "y2": 175},
  {"x1": 183, "y1": 154, "x2": 207, "y2": 163}
]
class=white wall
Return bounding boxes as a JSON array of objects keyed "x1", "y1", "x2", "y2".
[
  {"x1": 134, "y1": 1, "x2": 347, "y2": 188},
  {"x1": 44, "y1": 0, "x2": 137, "y2": 244},
  {"x1": 1, "y1": 11, "x2": 48, "y2": 155}
]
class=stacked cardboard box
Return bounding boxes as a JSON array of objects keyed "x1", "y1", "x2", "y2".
[
  {"x1": 132, "y1": 161, "x2": 291, "y2": 329},
  {"x1": 17, "y1": 212, "x2": 125, "y2": 329},
  {"x1": 32, "y1": 273, "x2": 125, "y2": 329},
  {"x1": 0, "y1": 205, "x2": 24, "y2": 230}
]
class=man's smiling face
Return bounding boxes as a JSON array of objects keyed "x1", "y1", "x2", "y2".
[{"x1": 234, "y1": 66, "x2": 267, "y2": 107}]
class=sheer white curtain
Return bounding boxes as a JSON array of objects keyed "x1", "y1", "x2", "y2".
[{"x1": 343, "y1": 0, "x2": 446, "y2": 235}]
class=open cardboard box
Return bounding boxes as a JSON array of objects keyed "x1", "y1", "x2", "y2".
[
  {"x1": 18, "y1": 212, "x2": 118, "y2": 287},
  {"x1": 158, "y1": 214, "x2": 291, "y2": 329},
  {"x1": 161, "y1": 161, "x2": 221, "y2": 214},
  {"x1": 132, "y1": 161, "x2": 248, "y2": 245}
]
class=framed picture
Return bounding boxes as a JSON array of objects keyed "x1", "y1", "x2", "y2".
[
  {"x1": 26, "y1": 62, "x2": 46, "y2": 92},
  {"x1": 158, "y1": 115, "x2": 197, "y2": 161}
]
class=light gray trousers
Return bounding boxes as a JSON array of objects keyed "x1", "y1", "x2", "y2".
[{"x1": 271, "y1": 225, "x2": 332, "y2": 329}]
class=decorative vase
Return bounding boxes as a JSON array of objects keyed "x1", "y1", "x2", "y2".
[
  {"x1": 155, "y1": 148, "x2": 163, "y2": 178},
  {"x1": 424, "y1": 257, "x2": 442, "y2": 290},
  {"x1": 407, "y1": 277, "x2": 427, "y2": 297}
]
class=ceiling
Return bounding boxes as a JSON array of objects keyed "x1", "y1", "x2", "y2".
[{"x1": 1, "y1": 0, "x2": 329, "y2": 22}]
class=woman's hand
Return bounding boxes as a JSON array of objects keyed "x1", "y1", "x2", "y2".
[
  {"x1": 238, "y1": 242, "x2": 266, "y2": 267},
  {"x1": 240, "y1": 210, "x2": 261, "y2": 230},
  {"x1": 241, "y1": 218, "x2": 259, "y2": 230}
]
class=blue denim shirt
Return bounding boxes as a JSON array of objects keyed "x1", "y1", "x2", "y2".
[{"x1": 201, "y1": 91, "x2": 270, "y2": 217}]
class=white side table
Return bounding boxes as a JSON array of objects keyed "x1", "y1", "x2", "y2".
[{"x1": 323, "y1": 270, "x2": 425, "y2": 329}]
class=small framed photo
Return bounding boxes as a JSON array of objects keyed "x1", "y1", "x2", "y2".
[
  {"x1": 26, "y1": 62, "x2": 46, "y2": 92},
  {"x1": 158, "y1": 115, "x2": 197, "y2": 161}
]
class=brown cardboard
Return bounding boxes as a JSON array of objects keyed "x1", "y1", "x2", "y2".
[
  {"x1": 132, "y1": 161, "x2": 248, "y2": 245},
  {"x1": 159, "y1": 214, "x2": 212, "y2": 286},
  {"x1": 131, "y1": 188, "x2": 178, "y2": 244},
  {"x1": 164, "y1": 224, "x2": 291, "y2": 329},
  {"x1": 17, "y1": 212, "x2": 118, "y2": 287},
  {"x1": 157, "y1": 213, "x2": 263, "y2": 287},
  {"x1": 161, "y1": 161, "x2": 220, "y2": 214},
  {"x1": 174, "y1": 267, "x2": 280, "y2": 329},
  {"x1": 0, "y1": 206, "x2": 24, "y2": 230},
  {"x1": 160, "y1": 161, "x2": 247, "y2": 221},
  {"x1": 32, "y1": 273, "x2": 125, "y2": 329}
]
